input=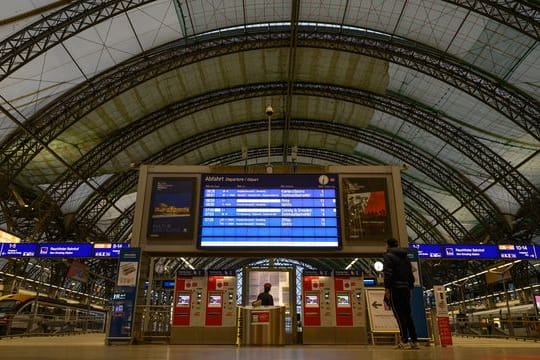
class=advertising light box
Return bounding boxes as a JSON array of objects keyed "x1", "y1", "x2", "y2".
[
  {"x1": 37, "y1": 243, "x2": 93, "y2": 257},
  {"x1": 198, "y1": 174, "x2": 341, "y2": 249},
  {"x1": 442, "y1": 244, "x2": 498, "y2": 259},
  {"x1": 147, "y1": 177, "x2": 196, "y2": 239}
]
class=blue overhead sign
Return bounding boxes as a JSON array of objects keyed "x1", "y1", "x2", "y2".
[
  {"x1": 93, "y1": 243, "x2": 130, "y2": 258},
  {"x1": 498, "y1": 244, "x2": 536, "y2": 259},
  {"x1": 411, "y1": 244, "x2": 538, "y2": 260},
  {"x1": 410, "y1": 244, "x2": 442, "y2": 258},
  {"x1": 442, "y1": 244, "x2": 498, "y2": 259},
  {"x1": 0, "y1": 242, "x2": 129, "y2": 258},
  {"x1": 37, "y1": 243, "x2": 93, "y2": 257},
  {"x1": 0, "y1": 243, "x2": 36, "y2": 257}
]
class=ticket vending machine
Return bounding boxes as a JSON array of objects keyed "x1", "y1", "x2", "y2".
[
  {"x1": 171, "y1": 270, "x2": 207, "y2": 344},
  {"x1": 203, "y1": 270, "x2": 237, "y2": 344},
  {"x1": 171, "y1": 269, "x2": 237, "y2": 344},
  {"x1": 333, "y1": 270, "x2": 367, "y2": 344},
  {"x1": 302, "y1": 270, "x2": 336, "y2": 344}
]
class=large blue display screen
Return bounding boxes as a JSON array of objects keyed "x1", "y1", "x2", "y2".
[
  {"x1": 147, "y1": 177, "x2": 196, "y2": 239},
  {"x1": 198, "y1": 174, "x2": 341, "y2": 249}
]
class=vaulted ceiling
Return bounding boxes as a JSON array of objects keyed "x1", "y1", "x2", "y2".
[{"x1": 0, "y1": 0, "x2": 539, "y2": 292}]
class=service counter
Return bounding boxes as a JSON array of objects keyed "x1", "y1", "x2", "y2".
[{"x1": 238, "y1": 305, "x2": 286, "y2": 346}]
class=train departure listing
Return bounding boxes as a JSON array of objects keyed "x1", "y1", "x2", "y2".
[{"x1": 198, "y1": 174, "x2": 341, "y2": 249}]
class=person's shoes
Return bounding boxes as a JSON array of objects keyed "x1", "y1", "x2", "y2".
[
  {"x1": 410, "y1": 341, "x2": 420, "y2": 349},
  {"x1": 396, "y1": 342, "x2": 407, "y2": 349}
]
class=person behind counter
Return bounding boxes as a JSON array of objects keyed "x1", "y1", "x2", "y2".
[{"x1": 257, "y1": 282, "x2": 274, "y2": 306}]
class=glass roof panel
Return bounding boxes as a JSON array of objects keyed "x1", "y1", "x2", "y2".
[
  {"x1": 388, "y1": 64, "x2": 534, "y2": 142},
  {"x1": 461, "y1": 20, "x2": 536, "y2": 80},
  {"x1": 507, "y1": 45, "x2": 540, "y2": 102}
]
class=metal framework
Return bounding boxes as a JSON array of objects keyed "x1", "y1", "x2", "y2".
[
  {"x1": 77, "y1": 118, "x2": 507, "y2": 246},
  {"x1": 203, "y1": 146, "x2": 468, "y2": 244},
  {"x1": 23, "y1": 81, "x2": 536, "y2": 242},
  {"x1": 0, "y1": 0, "x2": 537, "y2": 82},
  {"x1": 1, "y1": 27, "x2": 538, "y2": 185}
]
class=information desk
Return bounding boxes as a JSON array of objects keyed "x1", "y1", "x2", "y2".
[{"x1": 238, "y1": 306, "x2": 285, "y2": 346}]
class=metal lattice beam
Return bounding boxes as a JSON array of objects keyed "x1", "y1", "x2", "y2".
[
  {"x1": 443, "y1": 0, "x2": 540, "y2": 40},
  {"x1": 1, "y1": 27, "x2": 538, "y2": 186},
  {"x1": 86, "y1": 119, "x2": 506, "y2": 244},
  {"x1": 34, "y1": 82, "x2": 532, "y2": 243},
  {"x1": 0, "y1": 0, "x2": 537, "y2": 83},
  {"x1": 203, "y1": 146, "x2": 468, "y2": 244}
]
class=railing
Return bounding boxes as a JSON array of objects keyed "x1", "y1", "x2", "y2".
[
  {"x1": 137, "y1": 305, "x2": 171, "y2": 341},
  {"x1": 452, "y1": 318, "x2": 540, "y2": 340}
]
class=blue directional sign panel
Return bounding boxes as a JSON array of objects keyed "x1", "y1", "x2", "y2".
[
  {"x1": 442, "y1": 244, "x2": 499, "y2": 259},
  {"x1": 93, "y1": 243, "x2": 130, "y2": 258},
  {"x1": 410, "y1": 244, "x2": 442, "y2": 258},
  {"x1": 497, "y1": 244, "x2": 536, "y2": 259},
  {"x1": 36, "y1": 243, "x2": 93, "y2": 257},
  {"x1": 0, "y1": 243, "x2": 36, "y2": 257}
]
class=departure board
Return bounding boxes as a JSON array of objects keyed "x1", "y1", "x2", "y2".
[{"x1": 198, "y1": 174, "x2": 341, "y2": 249}]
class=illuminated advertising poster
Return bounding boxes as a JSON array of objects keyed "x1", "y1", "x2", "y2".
[
  {"x1": 108, "y1": 248, "x2": 141, "y2": 340},
  {"x1": 198, "y1": 174, "x2": 340, "y2": 249},
  {"x1": 341, "y1": 177, "x2": 391, "y2": 241},
  {"x1": 147, "y1": 177, "x2": 196, "y2": 239}
]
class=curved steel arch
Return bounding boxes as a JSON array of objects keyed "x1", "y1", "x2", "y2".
[
  {"x1": 203, "y1": 146, "x2": 472, "y2": 244},
  {"x1": 28, "y1": 81, "x2": 533, "y2": 241},
  {"x1": 406, "y1": 208, "x2": 447, "y2": 244},
  {"x1": 95, "y1": 147, "x2": 458, "y2": 245},
  {"x1": 1, "y1": 27, "x2": 538, "y2": 185},
  {"x1": 0, "y1": 0, "x2": 538, "y2": 82},
  {"x1": 45, "y1": 82, "x2": 537, "y2": 211},
  {"x1": 90, "y1": 120, "x2": 506, "y2": 245}
]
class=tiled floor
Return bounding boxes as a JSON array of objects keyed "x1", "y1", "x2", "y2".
[{"x1": 0, "y1": 334, "x2": 538, "y2": 359}]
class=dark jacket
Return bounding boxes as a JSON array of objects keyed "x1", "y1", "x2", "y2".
[
  {"x1": 383, "y1": 247, "x2": 414, "y2": 289},
  {"x1": 257, "y1": 291, "x2": 274, "y2": 306}
]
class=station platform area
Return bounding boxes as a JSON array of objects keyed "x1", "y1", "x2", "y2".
[{"x1": 0, "y1": 334, "x2": 538, "y2": 359}]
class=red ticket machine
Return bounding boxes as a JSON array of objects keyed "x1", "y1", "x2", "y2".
[
  {"x1": 172, "y1": 270, "x2": 206, "y2": 327},
  {"x1": 203, "y1": 270, "x2": 237, "y2": 344},
  {"x1": 170, "y1": 270, "x2": 207, "y2": 344},
  {"x1": 333, "y1": 270, "x2": 366, "y2": 344},
  {"x1": 334, "y1": 278, "x2": 353, "y2": 326},
  {"x1": 302, "y1": 270, "x2": 335, "y2": 344}
]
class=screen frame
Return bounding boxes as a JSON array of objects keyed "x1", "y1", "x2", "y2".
[
  {"x1": 336, "y1": 292, "x2": 351, "y2": 308},
  {"x1": 146, "y1": 176, "x2": 197, "y2": 240},
  {"x1": 208, "y1": 292, "x2": 222, "y2": 308},
  {"x1": 305, "y1": 293, "x2": 320, "y2": 308},
  {"x1": 197, "y1": 173, "x2": 342, "y2": 251},
  {"x1": 176, "y1": 293, "x2": 191, "y2": 307}
]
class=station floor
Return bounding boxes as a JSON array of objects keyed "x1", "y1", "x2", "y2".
[{"x1": 0, "y1": 334, "x2": 539, "y2": 359}]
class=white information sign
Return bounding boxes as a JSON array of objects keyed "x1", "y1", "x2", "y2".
[{"x1": 365, "y1": 288, "x2": 399, "y2": 333}]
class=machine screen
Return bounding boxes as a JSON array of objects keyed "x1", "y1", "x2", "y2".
[
  {"x1": 305, "y1": 294, "x2": 319, "y2": 308},
  {"x1": 177, "y1": 294, "x2": 190, "y2": 306},
  {"x1": 208, "y1": 293, "x2": 222, "y2": 307},
  {"x1": 336, "y1": 293, "x2": 351, "y2": 308}
]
